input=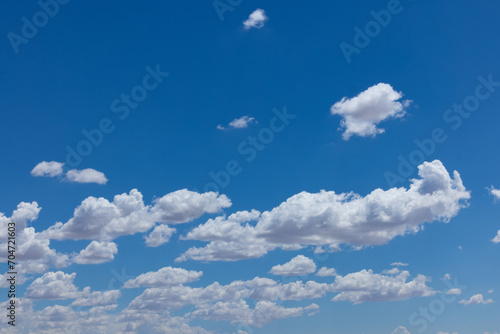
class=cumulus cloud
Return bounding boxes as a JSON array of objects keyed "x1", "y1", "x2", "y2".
[
  {"x1": 243, "y1": 9, "x2": 268, "y2": 30},
  {"x1": 217, "y1": 116, "x2": 257, "y2": 130},
  {"x1": 65, "y1": 168, "x2": 108, "y2": 184},
  {"x1": 124, "y1": 267, "x2": 203, "y2": 288},
  {"x1": 331, "y1": 269, "x2": 435, "y2": 304},
  {"x1": 31, "y1": 161, "x2": 64, "y2": 177},
  {"x1": 25, "y1": 271, "x2": 81, "y2": 300},
  {"x1": 41, "y1": 188, "x2": 231, "y2": 241},
  {"x1": 72, "y1": 241, "x2": 118, "y2": 264},
  {"x1": 316, "y1": 267, "x2": 336, "y2": 277},
  {"x1": 270, "y1": 255, "x2": 316, "y2": 276},
  {"x1": 144, "y1": 224, "x2": 176, "y2": 247},
  {"x1": 330, "y1": 83, "x2": 411, "y2": 140},
  {"x1": 179, "y1": 160, "x2": 470, "y2": 262},
  {"x1": 459, "y1": 294, "x2": 494, "y2": 305},
  {"x1": 70, "y1": 290, "x2": 121, "y2": 307},
  {"x1": 31, "y1": 161, "x2": 108, "y2": 185}
]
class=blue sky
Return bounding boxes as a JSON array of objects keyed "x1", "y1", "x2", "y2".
[{"x1": 1, "y1": 0, "x2": 500, "y2": 333}]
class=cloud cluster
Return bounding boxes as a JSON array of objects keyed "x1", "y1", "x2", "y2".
[
  {"x1": 459, "y1": 294, "x2": 494, "y2": 305},
  {"x1": 31, "y1": 161, "x2": 108, "y2": 185},
  {"x1": 330, "y1": 83, "x2": 411, "y2": 140},
  {"x1": 41, "y1": 188, "x2": 231, "y2": 241},
  {"x1": 179, "y1": 160, "x2": 470, "y2": 262}
]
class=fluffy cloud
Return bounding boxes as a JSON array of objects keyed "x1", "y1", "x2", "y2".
[
  {"x1": 25, "y1": 271, "x2": 81, "y2": 300},
  {"x1": 217, "y1": 116, "x2": 257, "y2": 130},
  {"x1": 72, "y1": 241, "x2": 118, "y2": 264},
  {"x1": 331, "y1": 270, "x2": 435, "y2": 304},
  {"x1": 41, "y1": 189, "x2": 231, "y2": 241},
  {"x1": 459, "y1": 294, "x2": 494, "y2": 305},
  {"x1": 316, "y1": 267, "x2": 336, "y2": 277},
  {"x1": 124, "y1": 267, "x2": 203, "y2": 288},
  {"x1": 330, "y1": 83, "x2": 411, "y2": 140},
  {"x1": 489, "y1": 186, "x2": 500, "y2": 200},
  {"x1": 70, "y1": 290, "x2": 121, "y2": 307},
  {"x1": 179, "y1": 160, "x2": 470, "y2": 262},
  {"x1": 243, "y1": 9, "x2": 268, "y2": 30},
  {"x1": 31, "y1": 161, "x2": 64, "y2": 177},
  {"x1": 65, "y1": 168, "x2": 108, "y2": 184},
  {"x1": 270, "y1": 255, "x2": 316, "y2": 276},
  {"x1": 144, "y1": 224, "x2": 176, "y2": 247}
]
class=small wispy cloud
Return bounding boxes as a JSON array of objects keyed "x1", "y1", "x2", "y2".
[
  {"x1": 243, "y1": 9, "x2": 268, "y2": 30},
  {"x1": 459, "y1": 294, "x2": 494, "y2": 305},
  {"x1": 489, "y1": 186, "x2": 500, "y2": 200},
  {"x1": 31, "y1": 161, "x2": 64, "y2": 177},
  {"x1": 217, "y1": 116, "x2": 257, "y2": 130}
]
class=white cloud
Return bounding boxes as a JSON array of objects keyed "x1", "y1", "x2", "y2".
[
  {"x1": 65, "y1": 168, "x2": 108, "y2": 184},
  {"x1": 459, "y1": 294, "x2": 494, "y2": 305},
  {"x1": 392, "y1": 326, "x2": 411, "y2": 334},
  {"x1": 144, "y1": 224, "x2": 176, "y2": 247},
  {"x1": 443, "y1": 273, "x2": 451, "y2": 280},
  {"x1": 316, "y1": 267, "x2": 336, "y2": 277},
  {"x1": 391, "y1": 262, "x2": 409, "y2": 267},
  {"x1": 488, "y1": 289, "x2": 494, "y2": 293},
  {"x1": 445, "y1": 288, "x2": 463, "y2": 295},
  {"x1": 331, "y1": 269, "x2": 435, "y2": 304},
  {"x1": 330, "y1": 83, "x2": 411, "y2": 140},
  {"x1": 31, "y1": 161, "x2": 64, "y2": 177},
  {"x1": 382, "y1": 268, "x2": 400, "y2": 275},
  {"x1": 270, "y1": 255, "x2": 316, "y2": 276},
  {"x1": 489, "y1": 186, "x2": 500, "y2": 200},
  {"x1": 41, "y1": 188, "x2": 231, "y2": 241},
  {"x1": 243, "y1": 9, "x2": 268, "y2": 30},
  {"x1": 217, "y1": 116, "x2": 257, "y2": 130},
  {"x1": 492, "y1": 230, "x2": 500, "y2": 244},
  {"x1": 72, "y1": 241, "x2": 118, "y2": 264},
  {"x1": 179, "y1": 160, "x2": 470, "y2": 262},
  {"x1": 26, "y1": 271, "x2": 81, "y2": 300},
  {"x1": 124, "y1": 267, "x2": 203, "y2": 288},
  {"x1": 70, "y1": 290, "x2": 121, "y2": 307}
]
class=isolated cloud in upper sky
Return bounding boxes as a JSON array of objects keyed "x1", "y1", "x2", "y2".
[
  {"x1": 65, "y1": 168, "x2": 108, "y2": 184},
  {"x1": 179, "y1": 160, "x2": 470, "y2": 262},
  {"x1": 270, "y1": 255, "x2": 316, "y2": 276},
  {"x1": 459, "y1": 294, "x2": 494, "y2": 305},
  {"x1": 330, "y1": 83, "x2": 411, "y2": 140},
  {"x1": 445, "y1": 288, "x2": 463, "y2": 295},
  {"x1": 217, "y1": 116, "x2": 257, "y2": 130},
  {"x1": 31, "y1": 161, "x2": 108, "y2": 185},
  {"x1": 391, "y1": 262, "x2": 409, "y2": 267},
  {"x1": 124, "y1": 266, "x2": 203, "y2": 288},
  {"x1": 31, "y1": 161, "x2": 64, "y2": 177},
  {"x1": 243, "y1": 9, "x2": 268, "y2": 30}
]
